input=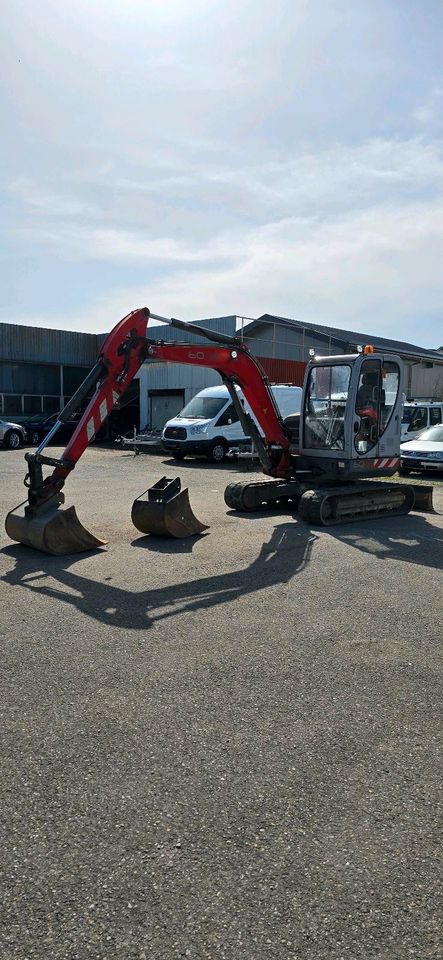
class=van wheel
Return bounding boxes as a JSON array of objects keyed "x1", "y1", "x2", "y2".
[
  {"x1": 208, "y1": 440, "x2": 227, "y2": 463},
  {"x1": 399, "y1": 466, "x2": 411, "y2": 476}
]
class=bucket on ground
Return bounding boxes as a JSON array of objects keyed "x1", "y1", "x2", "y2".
[{"x1": 131, "y1": 477, "x2": 208, "y2": 538}]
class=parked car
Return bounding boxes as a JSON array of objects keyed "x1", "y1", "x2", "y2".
[
  {"x1": 162, "y1": 384, "x2": 303, "y2": 462},
  {"x1": 400, "y1": 424, "x2": 443, "y2": 474},
  {"x1": 23, "y1": 412, "x2": 82, "y2": 446},
  {"x1": 0, "y1": 418, "x2": 27, "y2": 449}
]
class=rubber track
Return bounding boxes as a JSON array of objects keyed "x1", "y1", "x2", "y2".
[
  {"x1": 224, "y1": 479, "x2": 293, "y2": 511},
  {"x1": 298, "y1": 483, "x2": 415, "y2": 526},
  {"x1": 225, "y1": 479, "x2": 416, "y2": 525}
]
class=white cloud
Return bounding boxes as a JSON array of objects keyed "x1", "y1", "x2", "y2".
[
  {"x1": 15, "y1": 192, "x2": 442, "y2": 346},
  {"x1": 7, "y1": 177, "x2": 97, "y2": 218},
  {"x1": 2, "y1": 0, "x2": 443, "y2": 347}
]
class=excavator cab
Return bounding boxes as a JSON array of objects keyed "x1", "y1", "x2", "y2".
[{"x1": 299, "y1": 350, "x2": 403, "y2": 479}]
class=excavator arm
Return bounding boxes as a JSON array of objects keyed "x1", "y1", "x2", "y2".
[{"x1": 26, "y1": 307, "x2": 291, "y2": 507}]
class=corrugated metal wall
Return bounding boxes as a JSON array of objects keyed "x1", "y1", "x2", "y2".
[
  {"x1": 139, "y1": 363, "x2": 223, "y2": 426},
  {"x1": 148, "y1": 315, "x2": 236, "y2": 344},
  {"x1": 0, "y1": 322, "x2": 100, "y2": 365},
  {"x1": 407, "y1": 361, "x2": 443, "y2": 399},
  {"x1": 259, "y1": 357, "x2": 307, "y2": 386},
  {"x1": 242, "y1": 324, "x2": 331, "y2": 363}
]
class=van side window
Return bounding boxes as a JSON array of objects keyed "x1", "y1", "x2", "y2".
[
  {"x1": 430, "y1": 407, "x2": 442, "y2": 426},
  {"x1": 216, "y1": 402, "x2": 239, "y2": 427}
]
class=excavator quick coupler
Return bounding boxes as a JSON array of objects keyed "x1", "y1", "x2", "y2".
[
  {"x1": 131, "y1": 476, "x2": 209, "y2": 538},
  {"x1": 5, "y1": 493, "x2": 107, "y2": 556}
]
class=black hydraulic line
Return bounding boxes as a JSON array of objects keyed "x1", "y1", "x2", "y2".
[
  {"x1": 221, "y1": 377, "x2": 273, "y2": 472},
  {"x1": 59, "y1": 360, "x2": 106, "y2": 422},
  {"x1": 33, "y1": 359, "x2": 107, "y2": 457},
  {"x1": 153, "y1": 313, "x2": 241, "y2": 347}
]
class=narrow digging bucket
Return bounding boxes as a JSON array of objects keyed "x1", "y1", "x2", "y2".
[
  {"x1": 5, "y1": 499, "x2": 107, "y2": 556},
  {"x1": 131, "y1": 477, "x2": 209, "y2": 538}
]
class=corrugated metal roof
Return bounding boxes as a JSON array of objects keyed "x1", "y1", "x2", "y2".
[
  {"x1": 246, "y1": 314, "x2": 443, "y2": 364},
  {"x1": 145, "y1": 315, "x2": 236, "y2": 345}
]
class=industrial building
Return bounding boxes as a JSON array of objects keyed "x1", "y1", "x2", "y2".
[
  {"x1": 242, "y1": 314, "x2": 443, "y2": 400},
  {"x1": 1, "y1": 313, "x2": 442, "y2": 433}
]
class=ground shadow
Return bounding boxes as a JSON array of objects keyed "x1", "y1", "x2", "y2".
[
  {"x1": 130, "y1": 534, "x2": 203, "y2": 554},
  {"x1": 321, "y1": 511, "x2": 443, "y2": 572},
  {"x1": 161, "y1": 457, "x2": 239, "y2": 471},
  {"x1": 1, "y1": 521, "x2": 317, "y2": 631},
  {"x1": 2, "y1": 511, "x2": 442, "y2": 633}
]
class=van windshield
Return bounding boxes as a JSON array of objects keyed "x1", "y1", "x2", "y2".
[
  {"x1": 402, "y1": 406, "x2": 427, "y2": 424},
  {"x1": 178, "y1": 396, "x2": 227, "y2": 420}
]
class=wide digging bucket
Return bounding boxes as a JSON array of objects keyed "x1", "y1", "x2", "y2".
[
  {"x1": 131, "y1": 477, "x2": 209, "y2": 538},
  {"x1": 5, "y1": 498, "x2": 107, "y2": 556}
]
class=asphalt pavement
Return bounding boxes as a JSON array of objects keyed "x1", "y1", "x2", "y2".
[{"x1": 1, "y1": 446, "x2": 442, "y2": 960}]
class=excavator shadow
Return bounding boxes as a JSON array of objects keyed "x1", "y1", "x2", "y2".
[
  {"x1": 1, "y1": 512, "x2": 442, "y2": 632},
  {"x1": 320, "y1": 510, "x2": 443, "y2": 572},
  {"x1": 1, "y1": 521, "x2": 317, "y2": 631},
  {"x1": 130, "y1": 535, "x2": 198, "y2": 554}
]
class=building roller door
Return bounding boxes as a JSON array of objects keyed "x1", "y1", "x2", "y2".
[{"x1": 150, "y1": 391, "x2": 184, "y2": 430}]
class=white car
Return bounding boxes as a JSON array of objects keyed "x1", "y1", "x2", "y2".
[
  {"x1": 400, "y1": 424, "x2": 443, "y2": 475},
  {"x1": 0, "y1": 417, "x2": 27, "y2": 449}
]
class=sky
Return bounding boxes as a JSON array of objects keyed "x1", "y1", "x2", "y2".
[{"x1": 1, "y1": 0, "x2": 443, "y2": 347}]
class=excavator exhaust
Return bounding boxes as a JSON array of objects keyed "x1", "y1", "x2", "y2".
[
  {"x1": 131, "y1": 477, "x2": 208, "y2": 538},
  {"x1": 5, "y1": 495, "x2": 107, "y2": 556}
]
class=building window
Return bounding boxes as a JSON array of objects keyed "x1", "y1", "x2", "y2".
[
  {"x1": 23, "y1": 395, "x2": 43, "y2": 415},
  {"x1": 0, "y1": 361, "x2": 61, "y2": 395},
  {"x1": 63, "y1": 365, "x2": 89, "y2": 395},
  {"x1": 42, "y1": 396, "x2": 60, "y2": 413},
  {"x1": 3, "y1": 395, "x2": 23, "y2": 415}
]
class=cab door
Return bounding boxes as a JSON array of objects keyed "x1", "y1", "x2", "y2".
[{"x1": 352, "y1": 356, "x2": 401, "y2": 461}]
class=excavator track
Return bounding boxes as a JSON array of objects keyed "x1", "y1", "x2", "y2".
[
  {"x1": 224, "y1": 479, "x2": 301, "y2": 512},
  {"x1": 225, "y1": 479, "x2": 416, "y2": 525},
  {"x1": 297, "y1": 482, "x2": 415, "y2": 525}
]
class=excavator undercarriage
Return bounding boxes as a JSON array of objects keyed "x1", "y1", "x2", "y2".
[{"x1": 224, "y1": 477, "x2": 416, "y2": 524}]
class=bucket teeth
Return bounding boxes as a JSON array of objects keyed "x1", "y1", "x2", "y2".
[
  {"x1": 131, "y1": 477, "x2": 208, "y2": 538},
  {"x1": 5, "y1": 500, "x2": 107, "y2": 555}
]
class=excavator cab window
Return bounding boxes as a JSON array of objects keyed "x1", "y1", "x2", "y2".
[
  {"x1": 354, "y1": 359, "x2": 400, "y2": 452},
  {"x1": 304, "y1": 364, "x2": 351, "y2": 450},
  {"x1": 354, "y1": 359, "x2": 381, "y2": 453}
]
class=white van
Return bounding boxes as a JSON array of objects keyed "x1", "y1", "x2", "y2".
[
  {"x1": 401, "y1": 401, "x2": 443, "y2": 442},
  {"x1": 161, "y1": 384, "x2": 302, "y2": 462}
]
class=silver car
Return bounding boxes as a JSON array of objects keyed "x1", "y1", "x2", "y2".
[
  {"x1": 0, "y1": 418, "x2": 27, "y2": 449},
  {"x1": 400, "y1": 424, "x2": 443, "y2": 475}
]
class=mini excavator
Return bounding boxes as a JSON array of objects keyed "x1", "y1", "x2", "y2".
[{"x1": 5, "y1": 307, "x2": 431, "y2": 555}]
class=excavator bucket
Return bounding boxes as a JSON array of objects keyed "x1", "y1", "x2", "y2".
[
  {"x1": 5, "y1": 497, "x2": 107, "y2": 556},
  {"x1": 131, "y1": 476, "x2": 209, "y2": 538}
]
